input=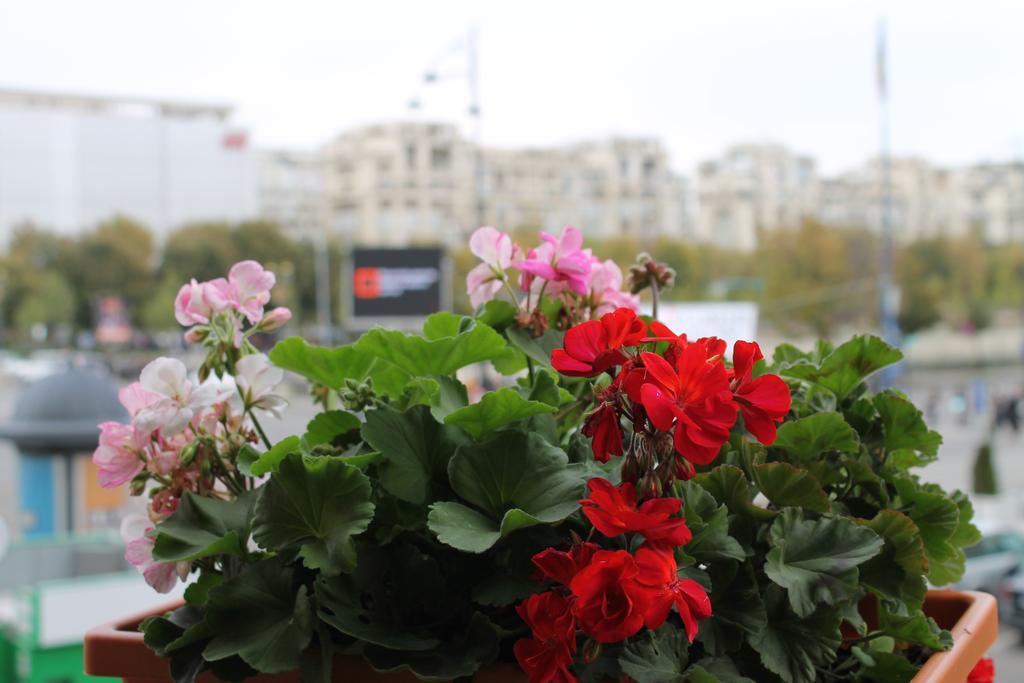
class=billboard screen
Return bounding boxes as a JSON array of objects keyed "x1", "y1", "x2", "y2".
[{"x1": 346, "y1": 247, "x2": 449, "y2": 329}]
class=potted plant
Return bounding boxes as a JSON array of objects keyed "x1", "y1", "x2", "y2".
[{"x1": 84, "y1": 228, "x2": 996, "y2": 683}]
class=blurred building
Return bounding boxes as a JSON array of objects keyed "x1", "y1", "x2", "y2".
[
  {"x1": 484, "y1": 138, "x2": 691, "y2": 242},
  {"x1": 255, "y1": 149, "x2": 329, "y2": 241},
  {"x1": 0, "y1": 88, "x2": 256, "y2": 241},
  {"x1": 321, "y1": 122, "x2": 478, "y2": 245},
  {"x1": 816, "y1": 157, "x2": 957, "y2": 241},
  {"x1": 948, "y1": 162, "x2": 1024, "y2": 244},
  {"x1": 695, "y1": 144, "x2": 817, "y2": 251},
  {"x1": 319, "y1": 122, "x2": 691, "y2": 245}
]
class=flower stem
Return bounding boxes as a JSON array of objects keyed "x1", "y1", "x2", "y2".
[
  {"x1": 249, "y1": 411, "x2": 274, "y2": 450},
  {"x1": 650, "y1": 279, "x2": 660, "y2": 320}
]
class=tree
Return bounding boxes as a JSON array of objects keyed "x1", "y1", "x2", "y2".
[
  {"x1": 161, "y1": 222, "x2": 238, "y2": 283},
  {"x1": 14, "y1": 271, "x2": 75, "y2": 339},
  {"x1": 66, "y1": 215, "x2": 156, "y2": 326}
]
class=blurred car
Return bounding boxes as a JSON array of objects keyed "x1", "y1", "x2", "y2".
[{"x1": 956, "y1": 530, "x2": 1024, "y2": 596}]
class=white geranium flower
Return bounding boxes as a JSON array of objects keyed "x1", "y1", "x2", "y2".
[
  {"x1": 134, "y1": 357, "x2": 219, "y2": 435},
  {"x1": 234, "y1": 353, "x2": 287, "y2": 418}
]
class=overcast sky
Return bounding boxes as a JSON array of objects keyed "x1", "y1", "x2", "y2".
[{"x1": 1, "y1": 1, "x2": 1021, "y2": 174}]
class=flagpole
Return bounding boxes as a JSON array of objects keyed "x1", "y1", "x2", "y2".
[{"x1": 878, "y1": 18, "x2": 899, "y2": 382}]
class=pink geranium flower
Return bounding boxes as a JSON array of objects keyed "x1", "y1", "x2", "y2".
[
  {"x1": 122, "y1": 516, "x2": 188, "y2": 593},
  {"x1": 134, "y1": 358, "x2": 219, "y2": 436},
  {"x1": 227, "y1": 261, "x2": 276, "y2": 323},
  {"x1": 93, "y1": 421, "x2": 146, "y2": 488},
  {"x1": 518, "y1": 226, "x2": 593, "y2": 295},
  {"x1": 588, "y1": 258, "x2": 640, "y2": 316},
  {"x1": 174, "y1": 278, "x2": 232, "y2": 326},
  {"x1": 118, "y1": 382, "x2": 159, "y2": 419},
  {"x1": 466, "y1": 227, "x2": 516, "y2": 308}
]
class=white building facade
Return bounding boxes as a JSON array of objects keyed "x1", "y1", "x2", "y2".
[
  {"x1": 319, "y1": 122, "x2": 691, "y2": 245},
  {"x1": 0, "y1": 89, "x2": 256, "y2": 241},
  {"x1": 696, "y1": 144, "x2": 817, "y2": 251},
  {"x1": 256, "y1": 149, "x2": 329, "y2": 241}
]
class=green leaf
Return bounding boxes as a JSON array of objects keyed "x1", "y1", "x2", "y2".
[
  {"x1": 678, "y1": 481, "x2": 745, "y2": 563},
  {"x1": 873, "y1": 392, "x2": 942, "y2": 466},
  {"x1": 269, "y1": 337, "x2": 410, "y2": 397},
  {"x1": 361, "y1": 404, "x2": 462, "y2": 505},
  {"x1": 892, "y1": 477, "x2": 963, "y2": 585},
  {"x1": 684, "y1": 659, "x2": 755, "y2": 683},
  {"x1": 754, "y1": 463, "x2": 831, "y2": 513},
  {"x1": 506, "y1": 326, "x2": 564, "y2": 368},
  {"x1": 421, "y1": 311, "x2": 467, "y2": 339},
  {"x1": 694, "y1": 465, "x2": 775, "y2": 521},
  {"x1": 764, "y1": 508, "x2": 883, "y2": 617},
  {"x1": 475, "y1": 299, "x2": 519, "y2": 329},
  {"x1": 948, "y1": 490, "x2": 983, "y2": 549},
  {"x1": 430, "y1": 375, "x2": 470, "y2": 420},
  {"x1": 361, "y1": 612, "x2": 499, "y2": 681},
  {"x1": 428, "y1": 432, "x2": 586, "y2": 552},
  {"x1": 748, "y1": 585, "x2": 842, "y2": 683},
  {"x1": 152, "y1": 490, "x2": 256, "y2": 562},
  {"x1": 245, "y1": 435, "x2": 301, "y2": 476},
  {"x1": 857, "y1": 510, "x2": 928, "y2": 611},
  {"x1": 619, "y1": 623, "x2": 690, "y2": 683},
  {"x1": 444, "y1": 387, "x2": 555, "y2": 439},
  {"x1": 877, "y1": 608, "x2": 953, "y2": 650},
  {"x1": 471, "y1": 574, "x2": 539, "y2": 607},
  {"x1": 860, "y1": 652, "x2": 921, "y2": 683},
  {"x1": 252, "y1": 452, "x2": 375, "y2": 575},
  {"x1": 524, "y1": 368, "x2": 573, "y2": 407},
  {"x1": 427, "y1": 501, "x2": 501, "y2": 553},
  {"x1": 697, "y1": 563, "x2": 766, "y2": 656},
  {"x1": 783, "y1": 335, "x2": 902, "y2": 402},
  {"x1": 772, "y1": 413, "x2": 859, "y2": 462},
  {"x1": 315, "y1": 556, "x2": 441, "y2": 651},
  {"x1": 302, "y1": 410, "x2": 361, "y2": 448},
  {"x1": 184, "y1": 572, "x2": 223, "y2": 606},
  {"x1": 204, "y1": 556, "x2": 314, "y2": 674},
  {"x1": 354, "y1": 318, "x2": 508, "y2": 376}
]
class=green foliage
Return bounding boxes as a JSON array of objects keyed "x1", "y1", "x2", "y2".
[
  {"x1": 972, "y1": 441, "x2": 998, "y2": 495},
  {"x1": 443, "y1": 387, "x2": 554, "y2": 439},
  {"x1": 153, "y1": 491, "x2": 257, "y2": 562},
  {"x1": 140, "y1": 324, "x2": 979, "y2": 683},
  {"x1": 428, "y1": 432, "x2": 586, "y2": 552},
  {"x1": 252, "y1": 453, "x2": 375, "y2": 575}
]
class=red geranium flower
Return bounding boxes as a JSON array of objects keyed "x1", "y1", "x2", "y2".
[
  {"x1": 532, "y1": 542, "x2": 601, "y2": 586},
  {"x1": 551, "y1": 308, "x2": 646, "y2": 377},
  {"x1": 582, "y1": 400, "x2": 623, "y2": 463},
  {"x1": 967, "y1": 658, "x2": 995, "y2": 683},
  {"x1": 632, "y1": 546, "x2": 712, "y2": 641},
  {"x1": 569, "y1": 550, "x2": 646, "y2": 643},
  {"x1": 513, "y1": 637, "x2": 577, "y2": 683},
  {"x1": 580, "y1": 478, "x2": 692, "y2": 548},
  {"x1": 514, "y1": 591, "x2": 579, "y2": 683},
  {"x1": 517, "y1": 591, "x2": 577, "y2": 646},
  {"x1": 730, "y1": 341, "x2": 791, "y2": 445},
  {"x1": 638, "y1": 345, "x2": 738, "y2": 465}
]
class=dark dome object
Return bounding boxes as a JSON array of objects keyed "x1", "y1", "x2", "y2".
[{"x1": 0, "y1": 367, "x2": 127, "y2": 453}]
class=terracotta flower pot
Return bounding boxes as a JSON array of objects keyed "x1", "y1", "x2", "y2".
[{"x1": 84, "y1": 590, "x2": 997, "y2": 683}]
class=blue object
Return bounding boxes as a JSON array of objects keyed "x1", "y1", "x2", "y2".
[{"x1": 18, "y1": 455, "x2": 55, "y2": 538}]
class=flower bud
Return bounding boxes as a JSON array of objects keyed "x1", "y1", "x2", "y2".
[
  {"x1": 178, "y1": 441, "x2": 199, "y2": 466},
  {"x1": 129, "y1": 472, "x2": 148, "y2": 497},
  {"x1": 620, "y1": 452, "x2": 640, "y2": 484},
  {"x1": 259, "y1": 307, "x2": 293, "y2": 332},
  {"x1": 582, "y1": 639, "x2": 602, "y2": 664},
  {"x1": 183, "y1": 326, "x2": 207, "y2": 344},
  {"x1": 640, "y1": 471, "x2": 663, "y2": 499}
]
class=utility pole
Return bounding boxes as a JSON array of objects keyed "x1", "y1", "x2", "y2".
[
  {"x1": 877, "y1": 18, "x2": 900, "y2": 383},
  {"x1": 412, "y1": 26, "x2": 485, "y2": 232}
]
